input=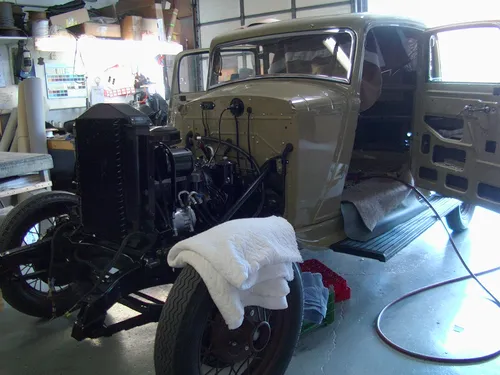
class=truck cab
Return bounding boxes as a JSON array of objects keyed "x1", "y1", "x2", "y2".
[{"x1": 172, "y1": 14, "x2": 500, "y2": 261}]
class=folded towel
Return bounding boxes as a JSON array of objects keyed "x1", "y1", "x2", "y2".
[
  {"x1": 302, "y1": 272, "x2": 329, "y2": 324},
  {"x1": 168, "y1": 216, "x2": 303, "y2": 329}
]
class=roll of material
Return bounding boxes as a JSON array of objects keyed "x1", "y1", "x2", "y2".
[
  {"x1": 22, "y1": 78, "x2": 47, "y2": 154},
  {"x1": 0, "y1": 108, "x2": 18, "y2": 152},
  {"x1": 17, "y1": 80, "x2": 30, "y2": 153},
  {"x1": 10, "y1": 128, "x2": 18, "y2": 152},
  {"x1": 31, "y1": 19, "x2": 49, "y2": 38}
]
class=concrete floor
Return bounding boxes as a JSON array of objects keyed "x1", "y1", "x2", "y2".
[{"x1": 1, "y1": 208, "x2": 500, "y2": 375}]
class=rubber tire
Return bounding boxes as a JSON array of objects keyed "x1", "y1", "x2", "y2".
[
  {"x1": 154, "y1": 263, "x2": 304, "y2": 375},
  {"x1": 0, "y1": 191, "x2": 83, "y2": 318},
  {"x1": 445, "y1": 203, "x2": 476, "y2": 232}
]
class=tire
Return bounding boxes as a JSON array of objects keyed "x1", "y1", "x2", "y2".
[
  {"x1": 445, "y1": 203, "x2": 476, "y2": 232},
  {"x1": 0, "y1": 191, "x2": 83, "y2": 318},
  {"x1": 154, "y1": 263, "x2": 304, "y2": 375}
]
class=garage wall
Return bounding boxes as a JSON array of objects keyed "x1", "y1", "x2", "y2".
[
  {"x1": 197, "y1": 0, "x2": 356, "y2": 48},
  {"x1": 369, "y1": 0, "x2": 500, "y2": 27}
]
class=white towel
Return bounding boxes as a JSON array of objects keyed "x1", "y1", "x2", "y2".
[{"x1": 168, "y1": 216, "x2": 303, "y2": 329}]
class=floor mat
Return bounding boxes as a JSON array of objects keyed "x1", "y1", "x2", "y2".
[{"x1": 331, "y1": 196, "x2": 460, "y2": 262}]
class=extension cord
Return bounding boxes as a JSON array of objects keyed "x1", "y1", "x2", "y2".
[{"x1": 375, "y1": 179, "x2": 500, "y2": 364}]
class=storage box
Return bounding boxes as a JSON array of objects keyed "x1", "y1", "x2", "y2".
[
  {"x1": 121, "y1": 15, "x2": 142, "y2": 40},
  {"x1": 28, "y1": 11, "x2": 47, "y2": 21},
  {"x1": 141, "y1": 18, "x2": 159, "y2": 41},
  {"x1": 69, "y1": 22, "x2": 121, "y2": 38},
  {"x1": 50, "y1": 8, "x2": 90, "y2": 29},
  {"x1": 116, "y1": 0, "x2": 163, "y2": 19},
  {"x1": 96, "y1": 4, "x2": 118, "y2": 19},
  {"x1": 177, "y1": 2, "x2": 192, "y2": 18}
]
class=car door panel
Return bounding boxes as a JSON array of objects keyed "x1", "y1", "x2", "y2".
[{"x1": 412, "y1": 22, "x2": 500, "y2": 213}]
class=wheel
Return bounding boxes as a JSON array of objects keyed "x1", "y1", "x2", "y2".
[
  {"x1": 0, "y1": 191, "x2": 83, "y2": 318},
  {"x1": 154, "y1": 263, "x2": 304, "y2": 375},
  {"x1": 445, "y1": 203, "x2": 476, "y2": 232}
]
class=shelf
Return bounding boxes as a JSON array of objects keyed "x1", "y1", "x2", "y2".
[{"x1": 0, "y1": 36, "x2": 28, "y2": 45}]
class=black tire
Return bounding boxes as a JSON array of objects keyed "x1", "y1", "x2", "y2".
[
  {"x1": 154, "y1": 263, "x2": 304, "y2": 375},
  {"x1": 0, "y1": 191, "x2": 83, "y2": 318},
  {"x1": 445, "y1": 203, "x2": 476, "y2": 232}
]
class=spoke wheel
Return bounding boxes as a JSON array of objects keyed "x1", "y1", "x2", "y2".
[
  {"x1": 0, "y1": 191, "x2": 84, "y2": 318},
  {"x1": 18, "y1": 216, "x2": 72, "y2": 294},
  {"x1": 154, "y1": 264, "x2": 304, "y2": 375}
]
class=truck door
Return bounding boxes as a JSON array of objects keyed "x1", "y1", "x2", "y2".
[
  {"x1": 411, "y1": 22, "x2": 500, "y2": 213},
  {"x1": 169, "y1": 49, "x2": 209, "y2": 125}
]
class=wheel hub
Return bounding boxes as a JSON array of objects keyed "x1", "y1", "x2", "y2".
[
  {"x1": 249, "y1": 321, "x2": 271, "y2": 352},
  {"x1": 202, "y1": 308, "x2": 273, "y2": 366}
]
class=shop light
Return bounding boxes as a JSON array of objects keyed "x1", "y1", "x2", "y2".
[
  {"x1": 34, "y1": 35, "x2": 77, "y2": 52},
  {"x1": 35, "y1": 35, "x2": 183, "y2": 56}
]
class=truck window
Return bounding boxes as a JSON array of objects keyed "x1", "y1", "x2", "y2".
[
  {"x1": 209, "y1": 29, "x2": 355, "y2": 87},
  {"x1": 429, "y1": 26, "x2": 500, "y2": 83},
  {"x1": 179, "y1": 53, "x2": 209, "y2": 93},
  {"x1": 210, "y1": 50, "x2": 257, "y2": 86}
]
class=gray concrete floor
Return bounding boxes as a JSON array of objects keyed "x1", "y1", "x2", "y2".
[{"x1": 1, "y1": 208, "x2": 500, "y2": 375}]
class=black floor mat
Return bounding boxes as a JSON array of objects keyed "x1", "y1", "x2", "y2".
[{"x1": 330, "y1": 196, "x2": 460, "y2": 262}]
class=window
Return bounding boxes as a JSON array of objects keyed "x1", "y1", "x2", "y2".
[
  {"x1": 209, "y1": 29, "x2": 355, "y2": 88},
  {"x1": 210, "y1": 50, "x2": 257, "y2": 86},
  {"x1": 429, "y1": 26, "x2": 500, "y2": 83},
  {"x1": 178, "y1": 53, "x2": 209, "y2": 93}
]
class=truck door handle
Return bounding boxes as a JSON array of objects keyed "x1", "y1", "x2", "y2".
[{"x1": 462, "y1": 104, "x2": 491, "y2": 115}]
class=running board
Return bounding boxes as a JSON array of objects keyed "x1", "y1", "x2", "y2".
[{"x1": 330, "y1": 196, "x2": 460, "y2": 262}]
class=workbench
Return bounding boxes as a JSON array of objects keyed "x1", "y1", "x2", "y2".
[
  {"x1": 0, "y1": 152, "x2": 53, "y2": 199},
  {"x1": 47, "y1": 139, "x2": 75, "y2": 191}
]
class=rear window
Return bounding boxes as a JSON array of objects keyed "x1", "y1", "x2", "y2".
[{"x1": 209, "y1": 29, "x2": 355, "y2": 88}]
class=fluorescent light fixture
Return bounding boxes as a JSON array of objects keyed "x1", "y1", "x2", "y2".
[
  {"x1": 35, "y1": 35, "x2": 183, "y2": 56},
  {"x1": 34, "y1": 35, "x2": 77, "y2": 52}
]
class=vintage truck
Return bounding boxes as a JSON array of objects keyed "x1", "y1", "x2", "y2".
[{"x1": 1, "y1": 13, "x2": 499, "y2": 375}]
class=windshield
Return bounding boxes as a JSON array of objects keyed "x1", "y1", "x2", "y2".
[{"x1": 209, "y1": 29, "x2": 355, "y2": 88}]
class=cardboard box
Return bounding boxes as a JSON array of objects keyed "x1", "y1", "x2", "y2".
[
  {"x1": 69, "y1": 22, "x2": 121, "y2": 38},
  {"x1": 28, "y1": 11, "x2": 47, "y2": 21},
  {"x1": 177, "y1": 2, "x2": 192, "y2": 18},
  {"x1": 141, "y1": 18, "x2": 159, "y2": 41},
  {"x1": 96, "y1": 5, "x2": 118, "y2": 19},
  {"x1": 116, "y1": 0, "x2": 163, "y2": 19},
  {"x1": 50, "y1": 8, "x2": 90, "y2": 29},
  {"x1": 121, "y1": 15, "x2": 142, "y2": 40}
]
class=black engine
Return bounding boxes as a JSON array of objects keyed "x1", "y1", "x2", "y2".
[{"x1": 74, "y1": 103, "x2": 260, "y2": 245}]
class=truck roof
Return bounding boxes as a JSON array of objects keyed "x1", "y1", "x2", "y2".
[{"x1": 210, "y1": 12, "x2": 427, "y2": 49}]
